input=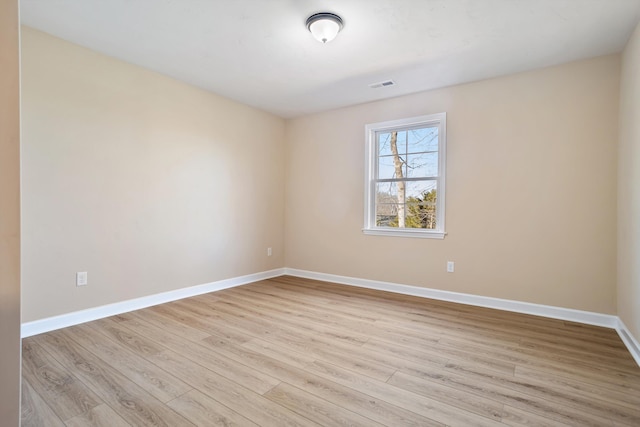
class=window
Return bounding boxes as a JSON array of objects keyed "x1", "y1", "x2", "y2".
[{"x1": 364, "y1": 113, "x2": 446, "y2": 238}]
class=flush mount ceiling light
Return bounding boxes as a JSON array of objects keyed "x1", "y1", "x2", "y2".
[{"x1": 306, "y1": 12, "x2": 343, "y2": 43}]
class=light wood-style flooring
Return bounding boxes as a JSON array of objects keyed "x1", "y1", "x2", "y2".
[{"x1": 21, "y1": 276, "x2": 640, "y2": 426}]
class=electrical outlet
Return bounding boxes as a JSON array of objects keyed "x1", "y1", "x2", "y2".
[
  {"x1": 267, "y1": 247, "x2": 272, "y2": 256},
  {"x1": 447, "y1": 261, "x2": 455, "y2": 273},
  {"x1": 76, "y1": 271, "x2": 88, "y2": 286}
]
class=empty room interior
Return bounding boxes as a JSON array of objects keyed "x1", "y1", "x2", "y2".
[{"x1": 3, "y1": 0, "x2": 640, "y2": 425}]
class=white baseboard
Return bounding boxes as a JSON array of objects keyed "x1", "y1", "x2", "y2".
[
  {"x1": 283, "y1": 268, "x2": 618, "y2": 328},
  {"x1": 616, "y1": 319, "x2": 640, "y2": 367},
  {"x1": 21, "y1": 268, "x2": 285, "y2": 338}
]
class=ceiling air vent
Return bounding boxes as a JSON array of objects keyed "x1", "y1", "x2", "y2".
[{"x1": 369, "y1": 80, "x2": 396, "y2": 89}]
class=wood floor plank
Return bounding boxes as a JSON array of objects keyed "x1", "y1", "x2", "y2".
[
  {"x1": 205, "y1": 330, "x2": 423, "y2": 427},
  {"x1": 222, "y1": 289, "x2": 444, "y2": 351},
  {"x1": 264, "y1": 382, "x2": 387, "y2": 427},
  {"x1": 281, "y1": 279, "x2": 616, "y2": 353},
  {"x1": 222, "y1": 288, "x2": 379, "y2": 334},
  {"x1": 147, "y1": 349, "x2": 320, "y2": 427},
  {"x1": 500, "y1": 404, "x2": 574, "y2": 426},
  {"x1": 513, "y1": 366, "x2": 640, "y2": 417},
  {"x1": 363, "y1": 337, "x2": 517, "y2": 375},
  {"x1": 394, "y1": 368, "x2": 616, "y2": 427},
  {"x1": 437, "y1": 336, "x2": 640, "y2": 387},
  {"x1": 304, "y1": 359, "x2": 505, "y2": 427},
  {"x1": 431, "y1": 361, "x2": 622, "y2": 426},
  {"x1": 147, "y1": 301, "x2": 235, "y2": 339},
  {"x1": 264, "y1": 278, "x2": 567, "y2": 338},
  {"x1": 233, "y1": 281, "x2": 382, "y2": 322},
  {"x1": 254, "y1": 361, "x2": 445, "y2": 426},
  {"x1": 34, "y1": 330, "x2": 195, "y2": 426},
  {"x1": 457, "y1": 311, "x2": 627, "y2": 349},
  {"x1": 63, "y1": 322, "x2": 193, "y2": 403},
  {"x1": 64, "y1": 404, "x2": 131, "y2": 427},
  {"x1": 189, "y1": 297, "x2": 398, "y2": 381},
  {"x1": 562, "y1": 321, "x2": 626, "y2": 341},
  {"x1": 22, "y1": 277, "x2": 640, "y2": 426},
  {"x1": 200, "y1": 333, "x2": 317, "y2": 374},
  {"x1": 517, "y1": 338, "x2": 639, "y2": 371},
  {"x1": 89, "y1": 316, "x2": 166, "y2": 357},
  {"x1": 21, "y1": 338, "x2": 101, "y2": 421},
  {"x1": 448, "y1": 348, "x2": 640, "y2": 397},
  {"x1": 201, "y1": 334, "x2": 444, "y2": 426},
  {"x1": 264, "y1": 277, "x2": 488, "y2": 325},
  {"x1": 514, "y1": 366, "x2": 640, "y2": 409},
  {"x1": 209, "y1": 297, "x2": 372, "y2": 347},
  {"x1": 170, "y1": 298, "x2": 255, "y2": 343},
  {"x1": 380, "y1": 363, "x2": 506, "y2": 420},
  {"x1": 199, "y1": 338, "x2": 447, "y2": 426},
  {"x1": 438, "y1": 314, "x2": 625, "y2": 359},
  {"x1": 130, "y1": 306, "x2": 211, "y2": 342},
  {"x1": 167, "y1": 389, "x2": 259, "y2": 427},
  {"x1": 20, "y1": 378, "x2": 66, "y2": 427},
  {"x1": 230, "y1": 285, "x2": 381, "y2": 329},
  {"x1": 117, "y1": 315, "x2": 282, "y2": 394},
  {"x1": 439, "y1": 332, "x2": 639, "y2": 375}
]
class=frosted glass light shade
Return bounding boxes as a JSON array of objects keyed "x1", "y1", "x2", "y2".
[{"x1": 306, "y1": 13, "x2": 343, "y2": 43}]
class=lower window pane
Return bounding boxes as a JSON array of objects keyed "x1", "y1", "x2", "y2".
[
  {"x1": 376, "y1": 203, "x2": 398, "y2": 227},
  {"x1": 406, "y1": 181, "x2": 437, "y2": 229},
  {"x1": 375, "y1": 182, "x2": 400, "y2": 227},
  {"x1": 375, "y1": 180, "x2": 437, "y2": 229}
]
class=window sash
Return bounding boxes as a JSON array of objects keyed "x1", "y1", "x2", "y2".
[{"x1": 375, "y1": 177, "x2": 438, "y2": 183}]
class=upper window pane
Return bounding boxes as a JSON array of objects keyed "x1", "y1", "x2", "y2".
[
  {"x1": 377, "y1": 155, "x2": 399, "y2": 179},
  {"x1": 377, "y1": 132, "x2": 395, "y2": 157},
  {"x1": 406, "y1": 152, "x2": 438, "y2": 178},
  {"x1": 407, "y1": 127, "x2": 438, "y2": 154},
  {"x1": 376, "y1": 126, "x2": 439, "y2": 180}
]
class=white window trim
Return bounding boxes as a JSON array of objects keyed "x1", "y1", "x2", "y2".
[{"x1": 363, "y1": 113, "x2": 447, "y2": 239}]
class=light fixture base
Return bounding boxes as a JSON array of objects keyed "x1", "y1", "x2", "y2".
[{"x1": 306, "y1": 12, "x2": 344, "y2": 43}]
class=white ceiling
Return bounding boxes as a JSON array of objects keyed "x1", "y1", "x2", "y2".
[{"x1": 20, "y1": 0, "x2": 640, "y2": 118}]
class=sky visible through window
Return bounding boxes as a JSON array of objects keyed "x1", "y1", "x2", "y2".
[{"x1": 377, "y1": 126, "x2": 439, "y2": 181}]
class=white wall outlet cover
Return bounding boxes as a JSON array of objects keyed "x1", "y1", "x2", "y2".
[
  {"x1": 447, "y1": 262, "x2": 455, "y2": 273},
  {"x1": 76, "y1": 271, "x2": 88, "y2": 286}
]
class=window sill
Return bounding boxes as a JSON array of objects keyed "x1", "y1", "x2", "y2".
[{"x1": 362, "y1": 228, "x2": 446, "y2": 239}]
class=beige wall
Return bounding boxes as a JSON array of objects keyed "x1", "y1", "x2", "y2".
[
  {"x1": 20, "y1": 24, "x2": 625, "y2": 325},
  {"x1": 285, "y1": 55, "x2": 620, "y2": 314},
  {"x1": 0, "y1": 0, "x2": 21, "y2": 425},
  {"x1": 618, "y1": 22, "x2": 640, "y2": 341},
  {"x1": 21, "y1": 27, "x2": 286, "y2": 322}
]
